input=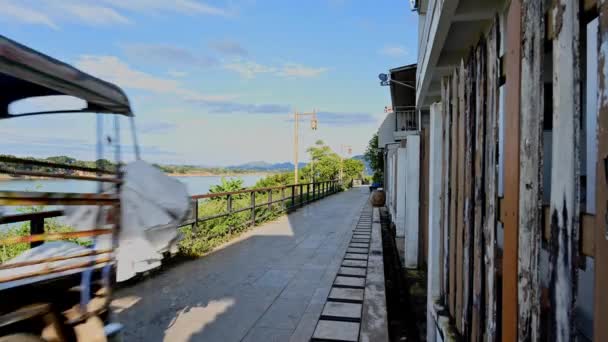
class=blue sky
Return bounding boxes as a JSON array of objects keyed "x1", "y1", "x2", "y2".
[{"x1": 1, "y1": 0, "x2": 418, "y2": 165}]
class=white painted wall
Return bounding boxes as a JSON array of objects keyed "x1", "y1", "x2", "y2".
[
  {"x1": 386, "y1": 145, "x2": 399, "y2": 219},
  {"x1": 405, "y1": 135, "x2": 420, "y2": 269},
  {"x1": 396, "y1": 147, "x2": 408, "y2": 238},
  {"x1": 379, "y1": 113, "x2": 396, "y2": 148},
  {"x1": 427, "y1": 102, "x2": 443, "y2": 342},
  {"x1": 385, "y1": 149, "x2": 393, "y2": 216}
]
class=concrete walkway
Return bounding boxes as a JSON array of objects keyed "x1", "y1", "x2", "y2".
[{"x1": 113, "y1": 187, "x2": 369, "y2": 342}]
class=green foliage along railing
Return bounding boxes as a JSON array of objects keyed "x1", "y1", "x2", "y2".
[
  {"x1": 0, "y1": 180, "x2": 341, "y2": 261},
  {"x1": 0, "y1": 208, "x2": 90, "y2": 263},
  {"x1": 178, "y1": 180, "x2": 340, "y2": 257}
]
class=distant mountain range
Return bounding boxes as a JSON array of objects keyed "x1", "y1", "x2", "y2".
[
  {"x1": 228, "y1": 155, "x2": 372, "y2": 175},
  {"x1": 227, "y1": 161, "x2": 308, "y2": 172}
]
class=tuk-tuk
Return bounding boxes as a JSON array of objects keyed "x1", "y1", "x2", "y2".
[{"x1": 0, "y1": 35, "x2": 134, "y2": 341}]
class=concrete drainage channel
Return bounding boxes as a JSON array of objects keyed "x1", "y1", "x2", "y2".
[{"x1": 311, "y1": 205, "x2": 389, "y2": 342}]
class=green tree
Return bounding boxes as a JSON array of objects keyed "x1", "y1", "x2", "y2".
[
  {"x1": 342, "y1": 158, "x2": 365, "y2": 185},
  {"x1": 301, "y1": 140, "x2": 340, "y2": 182},
  {"x1": 254, "y1": 172, "x2": 294, "y2": 188},
  {"x1": 364, "y1": 133, "x2": 384, "y2": 183},
  {"x1": 208, "y1": 177, "x2": 246, "y2": 200}
]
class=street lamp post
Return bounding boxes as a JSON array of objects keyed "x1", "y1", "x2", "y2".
[
  {"x1": 339, "y1": 144, "x2": 353, "y2": 184},
  {"x1": 293, "y1": 110, "x2": 318, "y2": 185}
]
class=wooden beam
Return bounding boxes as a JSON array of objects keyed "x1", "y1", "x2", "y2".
[
  {"x1": 594, "y1": 2, "x2": 608, "y2": 341},
  {"x1": 472, "y1": 40, "x2": 486, "y2": 342},
  {"x1": 449, "y1": 67, "x2": 459, "y2": 317},
  {"x1": 484, "y1": 20, "x2": 499, "y2": 341},
  {"x1": 421, "y1": 128, "x2": 431, "y2": 265},
  {"x1": 456, "y1": 59, "x2": 466, "y2": 333},
  {"x1": 502, "y1": 1, "x2": 523, "y2": 341},
  {"x1": 581, "y1": 214, "x2": 595, "y2": 257},
  {"x1": 548, "y1": 1, "x2": 581, "y2": 340},
  {"x1": 462, "y1": 52, "x2": 474, "y2": 339},
  {"x1": 441, "y1": 76, "x2": 452, "y2": 301},
  {"x1": 518, "y1": 0, "x2": 544, "y2": 340}
]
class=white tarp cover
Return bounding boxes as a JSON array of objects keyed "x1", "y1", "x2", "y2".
[
  {"x1": 98, "y1": 160, "x2": 189, "y2": 281},
  {"x1": 1, "y1": 161, "x2": 190, "y2": 285}
]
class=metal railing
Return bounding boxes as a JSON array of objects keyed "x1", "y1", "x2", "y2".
[
  {"x1": 1, "y1": 180, "x2": 341, "y2": 250},
  {"x1": 395, "y1": 106, "x2": 420, "y2": 131},
  {"x1": 184, "y1": 180, "x2": 340, "y2": 228}
]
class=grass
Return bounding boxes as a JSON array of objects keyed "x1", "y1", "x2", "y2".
[
  {"x1": 0, "y1": 207, "x2": 91, "y2": 263},
  {"x1": 177, "y1": 187, "x2": 324, "y2": 257}
]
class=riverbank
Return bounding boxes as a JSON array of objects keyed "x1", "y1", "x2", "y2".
[
  {"x1": 168, "y1": 172, "x2": 271, "y2": 177},
  {"x1": 0, "y1": 172, "x2": 273, "y2": 181}
]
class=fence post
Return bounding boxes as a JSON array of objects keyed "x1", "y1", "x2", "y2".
[
  {"x1": 30, "y1": 217, "x2": 44, "y2": 248},
  {"x1": 281, "y1": 187, "x2": 286, "y2": 211},
  {"x1": 227, "y1": 194, "x2": 233, "y2": 234},
  {"x1": 306, "y1": 184, "x2": 309, "y2": 203},
  {"x1": 192, "y1": 198, "x2": 199, "y2": 229},
  {"x1": 299, "y1": 184, "x2": 304, "y2": 207},
  {"x1": 268, "y1": 190, "x2": 272, "y2": 212},
  {"x1": 291, "y1": 185, "x2": 295, "y2": 211},
  {"x1": 251, "y1": 191, "x2": 256, "y2": 226}
]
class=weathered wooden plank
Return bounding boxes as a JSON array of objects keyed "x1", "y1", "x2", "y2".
[
  {"x1": 484, "y1": 21, "x2": 499, "y2": 342},
  {"x1": 420, "y1": 127, "x2": 430, "y2": 265},
  {"x1": 472, "y1": 39, "x2": 486, "y2": 342},
  {"x1": 440, "y1": 76, "x2": 450, "y2": 300},
  {"x1": 580, "y1": 214, "x2": 595, "y2": 257},
  {"x1": 594, "y1": 1, "x2": 608, "y2": 341},
  {"x1": 548, "y1": 1, "x2": 581, "y2": 340},
  {"x1": 502, "y1": 2, "x2": 523, "y2": 340},
  {"x1": 449, "y1": 67, "x2": 459, "y2": 316},
  {"x1": 462, "y1": 49, "x2": 476, "y2": 339},
  {"x1": 518, "y1": 0, "x2": 544, "y2": 340},
  {"x1": 456, "y1": 60, "x2": 466, "y2": 333}
]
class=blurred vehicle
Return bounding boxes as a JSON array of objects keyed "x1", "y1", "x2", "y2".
[{"x1": 0, "y1": 35, "x2": 134, "y2": 341}]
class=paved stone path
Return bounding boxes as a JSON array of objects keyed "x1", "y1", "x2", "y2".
[{"x1": 113, "y1": 187, "x2": 369, "y2": 342}]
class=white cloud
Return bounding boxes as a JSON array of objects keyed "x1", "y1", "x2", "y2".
[
  {"x1": 224, "y1": 60, "x2": 328, "y2": 79},
  {"x1": 77, "y1": 55, "x2": 181, "y2": 93},
  {"x1": 379, "y1": 45, "x2": 409, "y2": 58},
  {"x1": 58, "y1": 3, "x2": 131, "y2": 25},
  {"x1": 209, "y1": 40, "x2": 248, "y2": 57},
  {"x1": 0, "y1": 0, "x2": 229, "y2": 29},
  {"x1": 99, "y1": 0, "x2": 230, "y2": 17},
  {"x1": 0, "y1": 0, "x2": 58, "y2": 29},
  {"x1": 75, "y1": 55, "x2": 234, "y2": 103},
  {"x1": 167, "y1": 70, "x2": 188, "y2": 78},
  {"x1": 123, "y1": 44, "x2": 218, "y2": 67},
  {"x1": 278, "y1": 63, "x2": 328, "y2": 78},
  {"x1": 224, "y1": 61, "x2": 276, "y2": 79}
]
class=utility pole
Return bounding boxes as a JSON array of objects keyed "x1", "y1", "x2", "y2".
[
  {"x1": 293, "y1": 110, "x2": 318, "y2": 185},
  {"x1": 339, "y1": 144, "x2": 353, "y2": 184}
]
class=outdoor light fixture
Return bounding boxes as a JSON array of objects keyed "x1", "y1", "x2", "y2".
[
  {"x1": 378, "y1": 72, "x2": 416, "y2": 90},
  {"x1": 378, "y1": 73, "x2": 389, "y2": 86}
]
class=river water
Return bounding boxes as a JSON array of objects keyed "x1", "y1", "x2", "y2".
[
  {"x1": 0, "y1": 175, "x2": 263, "y2": 195},
  {"x1": 0, "y1": 175, "x2": 264, "y2": 217}
]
